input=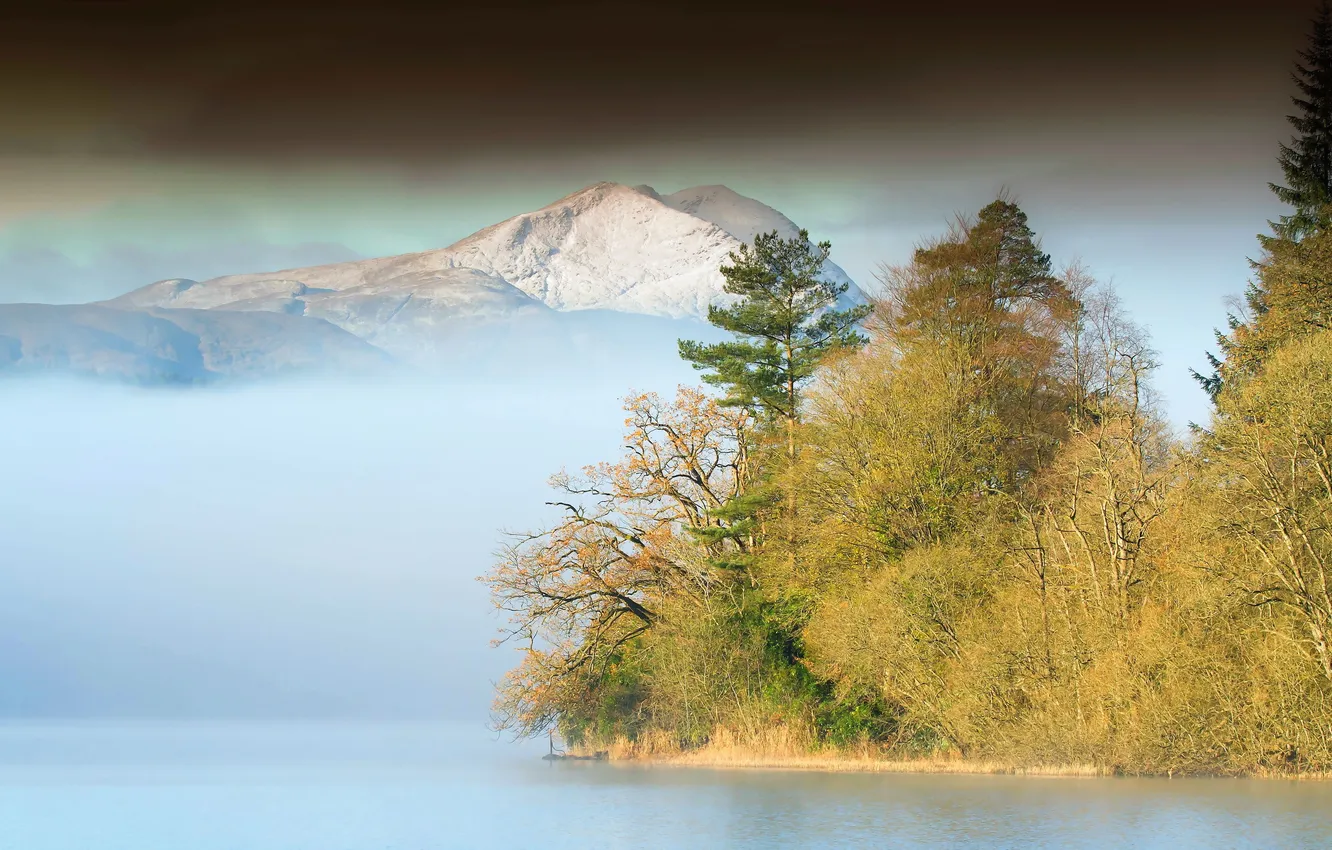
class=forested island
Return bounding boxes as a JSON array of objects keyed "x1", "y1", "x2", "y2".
[{"x1": 483, "y1": 11, "x2": 1332, "y2": 777}]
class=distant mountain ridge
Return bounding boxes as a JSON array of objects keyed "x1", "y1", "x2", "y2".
[
  {"x1": 4, "y1": 183, "x2": 863, "y2": 382},
  {"x1": 106, "y1": 183, "x2": 862, "y2": 356},
  {"x1": 0, "y1": 303, "x2": 390, "y2": 383}
]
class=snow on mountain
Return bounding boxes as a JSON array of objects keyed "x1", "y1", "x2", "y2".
[
  {"x1": 435, "y1": 182, "x2": 746, "y2": 317},
  {"x1": 104, "y1": 182, "x2": 865, "y2": 357},
  {"x1": 299, "y1": 268, "x2": 553, "y2": 355},
  {"x1": 657, "y1": 185, "x2": 862, "y2": 296},
  {"x1": 660, "y1": 184, "x2": 803, "y2": 244}
]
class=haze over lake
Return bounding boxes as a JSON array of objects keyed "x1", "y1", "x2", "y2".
[
  {"x1": 0, "y1": 372, "x2": 693, "y2": 720},
  {"x1": 0, "y1": 721, "x2": 1328, "y2": 849}
]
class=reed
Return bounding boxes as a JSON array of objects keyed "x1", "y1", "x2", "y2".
[{"x1": 574, "y1": 725, "x2": 1332, "y2": 779}]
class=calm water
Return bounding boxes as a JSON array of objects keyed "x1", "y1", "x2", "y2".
[{"x1": 0, "y1": 722, "x2": 1328, "y2": 849}]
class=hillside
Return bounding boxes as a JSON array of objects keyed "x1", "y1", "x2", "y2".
[{"x1": 0, "y1": 304, "x2": 391, "y2": 383}]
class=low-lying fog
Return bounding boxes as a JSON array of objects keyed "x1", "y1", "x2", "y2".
[{"x1": 0, "y1": 357, "x2": 697, "y2": 722}]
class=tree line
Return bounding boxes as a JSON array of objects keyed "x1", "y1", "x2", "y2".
[{"x1": 482, "y1": 6, "x2": 1332, "y2": 775}]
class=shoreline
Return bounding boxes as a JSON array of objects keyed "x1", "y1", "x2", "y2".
[{"x1": 571, "y1": 750, "x2": 1332, "y2": 780}]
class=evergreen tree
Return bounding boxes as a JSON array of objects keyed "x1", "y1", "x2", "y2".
[
  {"x1": 1271, "y1": 0, "x2": 1332, "y2": 242},
  {"x1": 678, "y1": 229, "x2": 870, "y2": 460},
  {"x1": 891, "y1": 199, "x2": 1068, "y2": 355},
  {"x1": 883, "y1": 198, "x2": 1075, "y2": 483},
  {"x1": 1195, "y1": 226, "x2": 1332, "y2": 402},
  {"x1": 678, "y1": 230, "x2": 869, "y2": 570},
  {"x1": 1194, "y1": 2, "x2": 1332, "y2": 404}
]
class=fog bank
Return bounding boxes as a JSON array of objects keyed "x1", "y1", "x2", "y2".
[{"x1": 0, "y1": 366, "x2": 695, "y2": 720}]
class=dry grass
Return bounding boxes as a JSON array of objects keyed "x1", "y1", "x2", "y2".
[
  {"x1": 637, "y1": 749, "x2": 1107, "y2": 777},
  {"x1": 1249, "y1": 767, "x2": 1332, "y2": 781},
  {"x1": 569, "y1": 725, "x2": 1332, "y2": 779},
  {"x1": 574, "y1": 725, "x2": 1106, "y2": 776}
]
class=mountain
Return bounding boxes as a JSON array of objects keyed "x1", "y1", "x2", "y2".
[
  {"x1": 0, "y1": 303, "x2": 391, "y2": 383},
  {"x1": 2, "y1": 183, "x2": 863, "y2": 382},
  {"x1": 105, "y1": 183, "x2": 864, "y2": 359},
  {"x1": 658, "y1": 184, "x2": 805, "y2": 245}
]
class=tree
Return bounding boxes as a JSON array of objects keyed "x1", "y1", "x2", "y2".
[
  {"x1": 885, "y1": 198, "x2": 1069, "y2": 353},
  {"x1": 483, "y1": 388, "x2": 752, "y2": 737},
  {"x1": 1201, "y1": 331, "x2": 1332, "y2": 684},
  {"x1": 1194, "y1": 213, "x2": 1332, "y2": 404},
  {"x1": 1271, "y1": 1, "x2": 1332, "y2": 242},
  {"x1": 796, "y1": 334, "x2": 1006, "y2": 573},
  {"x1": 1195, "y1": 3, "x2": 1332, "y2": 401},
  {"x1": 803, "y1": 542, "x2": 997, "y2": 756},
  {"x1": 678, "y1": 229, "x2": 870, "y2": 461},
  {"x1": 879, "y1": 197, "x2": 1078, "y2": 485},
  {"x1": 1016, "y1": 282, "x2": 1171, "y2": 632}
]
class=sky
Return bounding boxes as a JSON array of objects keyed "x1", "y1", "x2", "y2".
[
  {"x1": 0, "y1": 0, "x2": 1324, "y2": 719},
  {"x1": 1, "y1": 0, "x2": 1317, "y2": 425}
]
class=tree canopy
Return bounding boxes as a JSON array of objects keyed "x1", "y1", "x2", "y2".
[
  {"x1": 484, "y1": 29, "x2": 1332, "y2": 771},
  {"x1": 678, "y1": 229, "x2": 870, "y2": 450}
]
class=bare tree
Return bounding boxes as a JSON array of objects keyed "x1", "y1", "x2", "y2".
[{"x1": 483, "y1": 387, "x2": 753, "y2": 735}]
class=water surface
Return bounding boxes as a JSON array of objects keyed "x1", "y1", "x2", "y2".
[{"x1": 0, "y1": 722, "x2": 1327, "y2": 849}]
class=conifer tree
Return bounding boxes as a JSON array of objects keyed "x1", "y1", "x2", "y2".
[
  {"x1": 679, "y1": 229, "x2": 870, "y2": 461},
  {"x1": 890, "y1": 199, "x2": 1067, "y2": 355},
  {"x1": 1194, "y1": 2, "x2": 1332, "y2": 403},
  {"x1": 882, "y1": 198, "x2": 1075, "y2": 483},
  {"x1": 678, "y1": 230, "x2": 869, "y2": 569},
  {"x1": 1271, "y1": 0, "x2": 1332, "y2": 242}
]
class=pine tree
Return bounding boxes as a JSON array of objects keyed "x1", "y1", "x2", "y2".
[
  {"x1": 678, "y1": 230, "x2": 869, "y2": 569},
  {"x1": 678, "y1": 229, "x2": 870, "y2": 461},
  {"x1": 892, "y1": 199, "x2": 1067, "y2": 356},
  {"x1": 1194, "y1": 3, "x2": 1332, "y2": 404},
  {"x1": 883, "y1": 198, "x2": 1075, "y2": 483},
  {"x1": 1271, "y1": 0, "x2": 1332, "y2": 242}
]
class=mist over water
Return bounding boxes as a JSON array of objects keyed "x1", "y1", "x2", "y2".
[
  {"x1": 0, "y1": 354, "x2": 697, "y2": 721},
  {"x1": 0, "y1": 720, "x2": 1329, "y2": 849}
]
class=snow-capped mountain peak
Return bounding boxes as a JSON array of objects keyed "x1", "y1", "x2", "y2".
[
  {"x1": 433, "y1": 181, "x2": 742, "y2": 316},
  {"x1": 106, "y1": 182, "x2": 864, "y2": 357},
  {"x1": 660, "y1": 184, "x2": 804, "y2": 245}
]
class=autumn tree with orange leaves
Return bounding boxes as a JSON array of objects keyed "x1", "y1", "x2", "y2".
[{"x1": 484, "y1": 388, "x2": 753, "y2": 737}]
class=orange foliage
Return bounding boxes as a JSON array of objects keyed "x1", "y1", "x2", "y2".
[{"x1": 483, "y1": 386, "x2": 752, "y2": 735}]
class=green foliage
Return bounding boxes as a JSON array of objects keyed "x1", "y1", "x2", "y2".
[
  {"x1": 1271, "y1": 1, "x2": 1332, "y2": 241},
  {"x1": 677, "y1": 228, "x2": 872, "y2": 593},
  {"x1": 684, "y1": 487, "x2": 775, "y2": 569},
  {"x1": 678, "y1": 229, "x2": 870, "y2": 427},
  {"x1": 1197, "y1": 3, "x2": 1332, "y2": 400},
  {"x1": 810, "y1": 683, "x2": 899, "y2": 747},
  {"x1": 640, "y1": 589, "x2": 841, "y2": 747},
  {"x1": 740, "y1": 592, "x2": 899, "y2": 747},
  {"x1": 557, "y1": 647, "x2": 650, "y2": 747},
  {"x1": 1205, "y1": 228, "x2": 1332, "y2": 398}
]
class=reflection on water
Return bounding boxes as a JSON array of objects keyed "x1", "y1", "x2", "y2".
[{"x1": 0, "y1": 722, "x2": 1328, "y2": 849}]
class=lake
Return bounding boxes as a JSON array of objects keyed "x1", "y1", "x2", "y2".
[{"x1": 0, "y1": 722, "x2": 1328, "y2": 849}]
